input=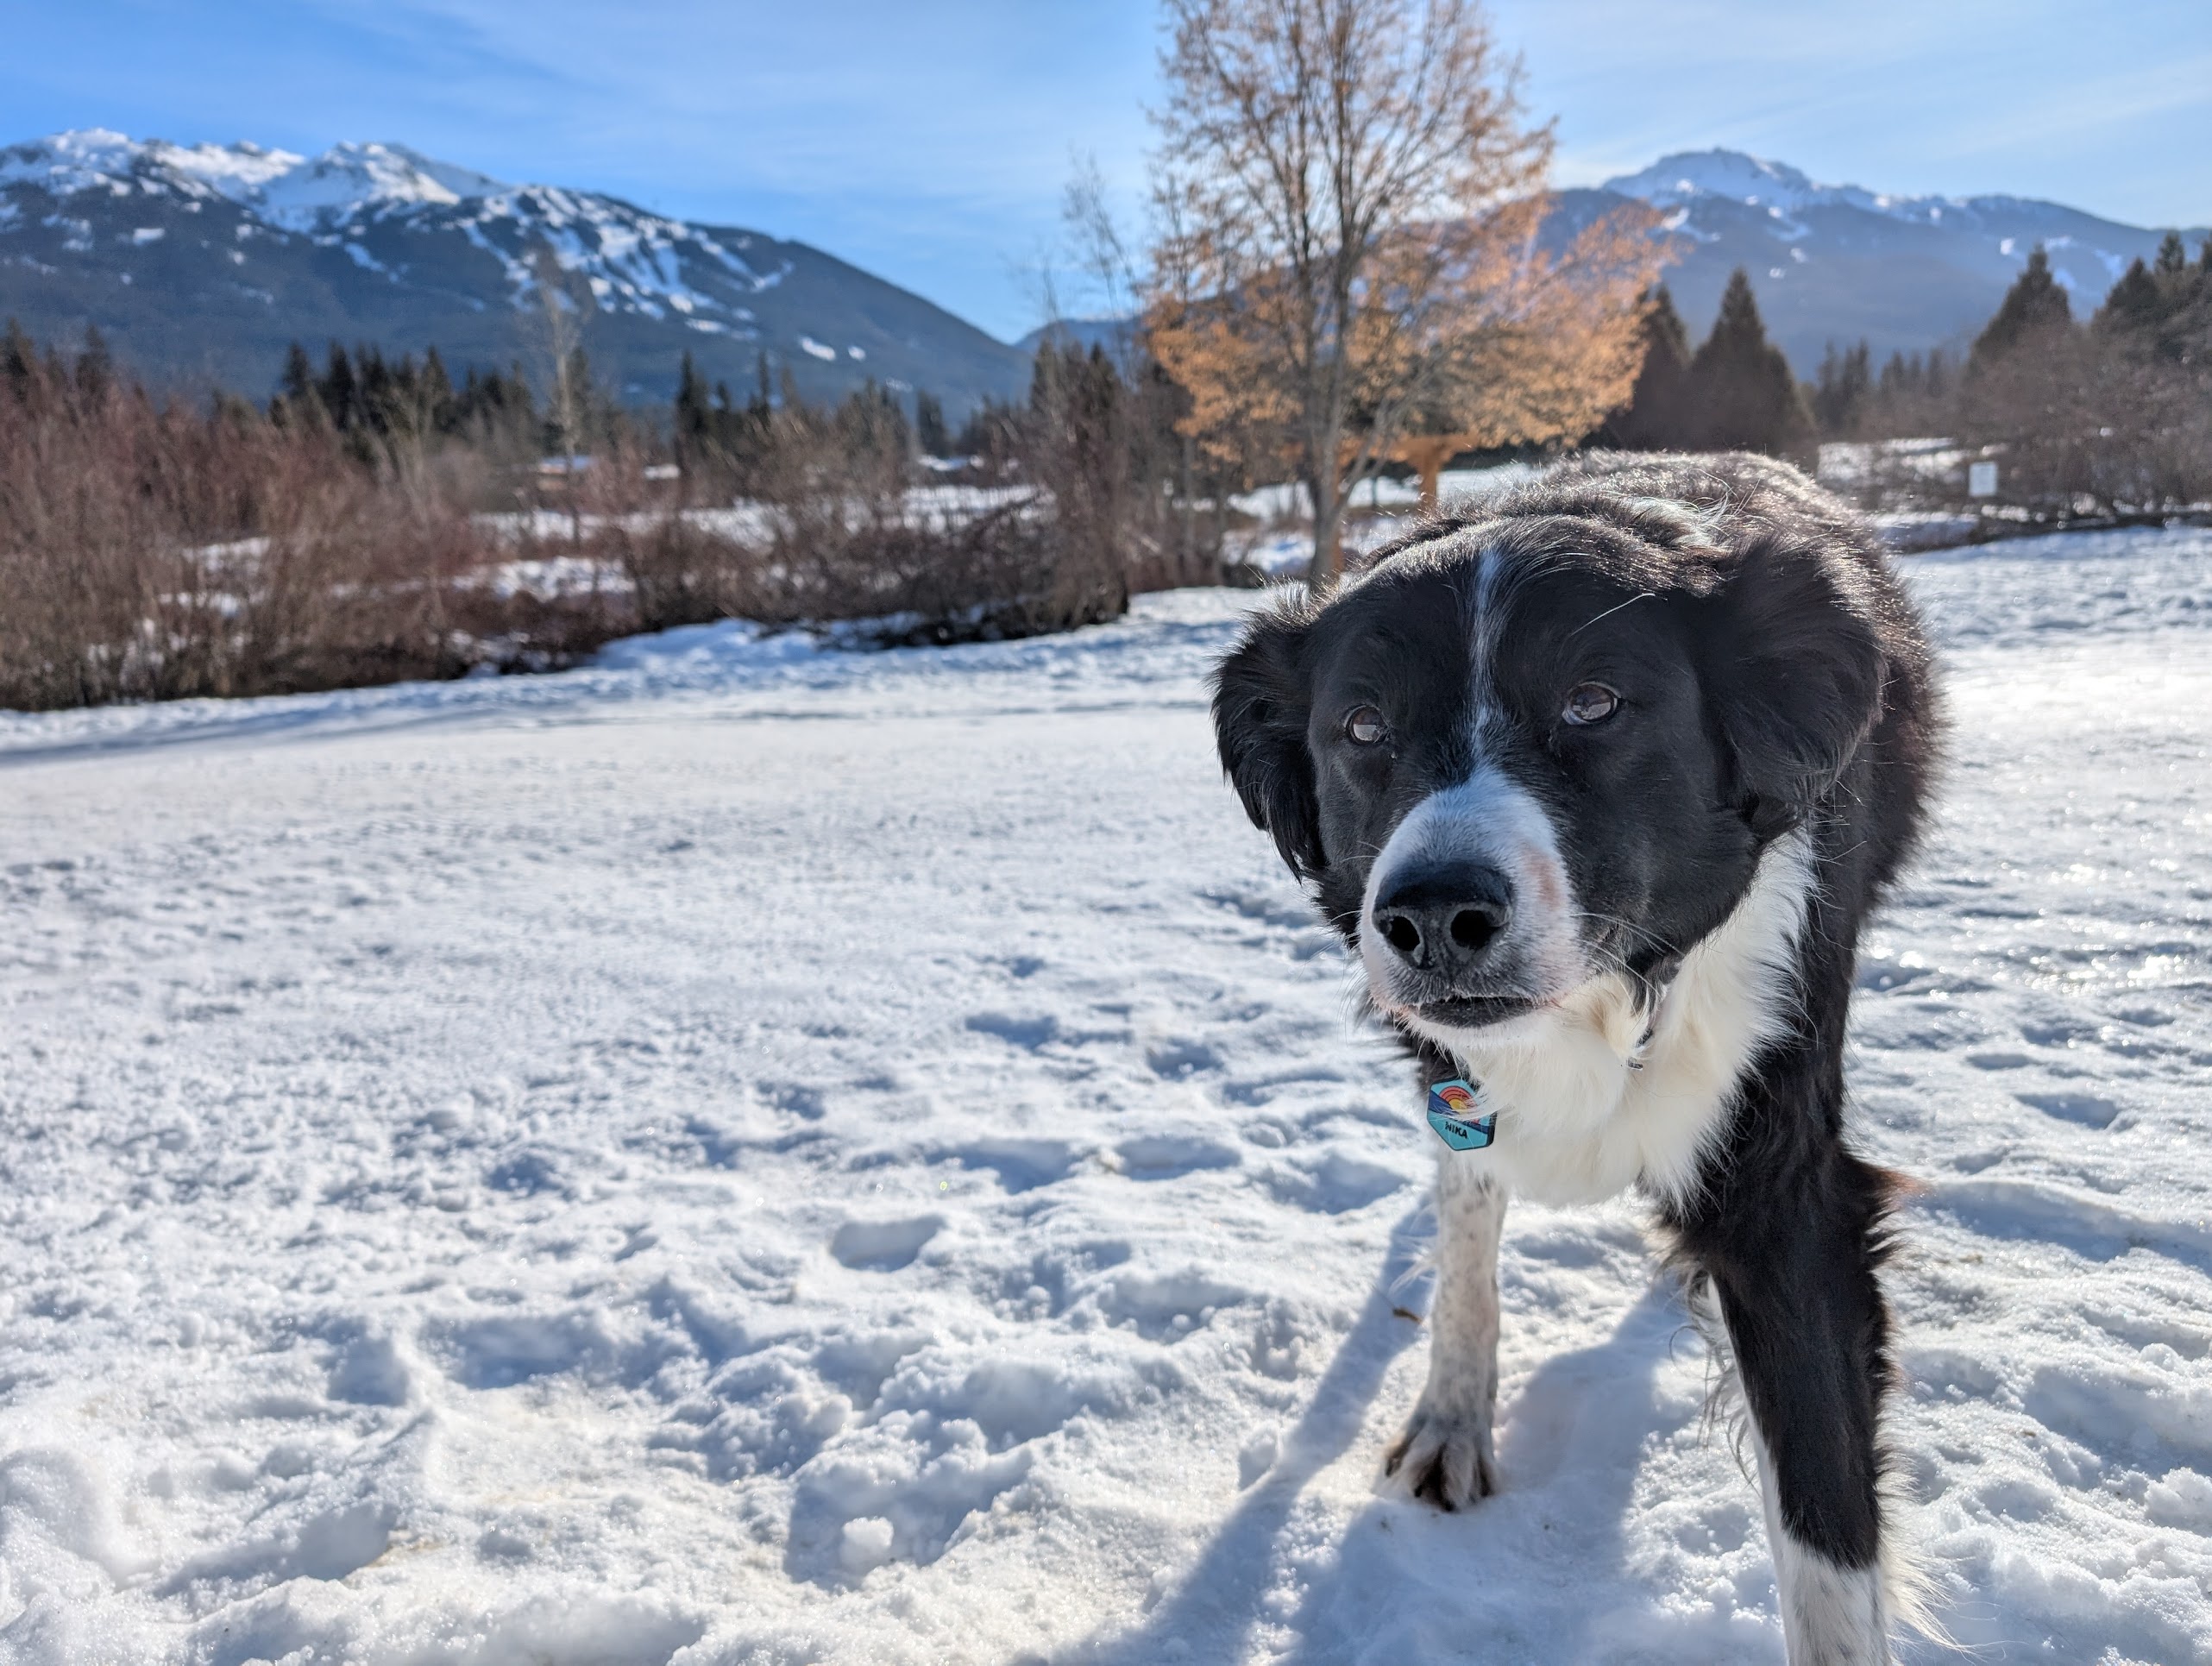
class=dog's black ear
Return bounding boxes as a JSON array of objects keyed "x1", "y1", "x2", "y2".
[
  {"x1": 1711, "y1": 534, "x2": 1888, "y2": 843},
  {"x1": 1213, "y1": 600, "x2": 1325, "y2": 878}
]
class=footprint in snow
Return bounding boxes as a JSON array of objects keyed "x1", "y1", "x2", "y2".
[
  {"x1": 1145, "y1": 1037, "x2": 1223, "y2": 1078},
  {"x1": 2015, "y1": 1090, "x2": 2123, "y2": 1129},
  {"x1": 831, "y1": 1216, "x2": 942, "y2": 1272},
  {"x1": 965, "y1": 1011, "x2": 1059, "y2": 1050},
  {"x1": 939, "y1": 1138, "x2": 1078, "y2": 1193},
  {"x1": 1114, "y1": 1135, "x2": 1241, "y2": 1179},
  {"x1": 1264, "y1": 1150, "x2": 1410, "y2": 1215}
]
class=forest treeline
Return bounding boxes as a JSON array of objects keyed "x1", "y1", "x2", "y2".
[
  {"x1": 7, "y1": 0, "x2": 2209, "y2": 713},
  {"x1": 0, "y1": 320, "x2": 1172, "y2": 710},
  {"x1": 1604, "y1": 234, "x2": 2212, "y2": 513},
  {"x1": 4, "y1": 228, "x2": 2209, "y2": 711}
]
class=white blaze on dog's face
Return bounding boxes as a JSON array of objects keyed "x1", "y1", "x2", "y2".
[
  {"x1": 1353, "y1": 761, "x2": 1587, "y2": 1050},
  {"x1": 1213, "y1": 520, "x2": 1800, "y2": 1055}
]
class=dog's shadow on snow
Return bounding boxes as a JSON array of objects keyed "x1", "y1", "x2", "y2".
[{"x1": 1058, "y1": 1210, "x2": 1681, "y2": 1666}]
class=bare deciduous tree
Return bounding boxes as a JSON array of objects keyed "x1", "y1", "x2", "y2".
[
  {"x1": 1145, "y1": 0, "x2": 1662, "y2": 583},
  {"x1": 531, "y1": 243, "x2": 590, "y2": 541}
]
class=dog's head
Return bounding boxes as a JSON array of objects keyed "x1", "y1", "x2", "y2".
[{"x1": 1212, "y1": 495, "x2": 1887, "y2": 1054}]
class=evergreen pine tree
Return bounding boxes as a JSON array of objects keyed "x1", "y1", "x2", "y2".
[
  {"x1": 2100, "y1": 258, "x2": 2161, "y2": 335},
  {"x1": 914, "y1": 390, "x2": 949, "y2": 457},
  {"x1": 321, "y1": 343, "x2": 360, "y2": 431},
  {"x1": 1599, "y1": 286, "x2": 1694, "y2": 450},
  {"x1": 211, "y1": 390, "x2": 261, "y2": 431},
  {"x1": 1863, "y1": 348, "x2": 1960, "y2": 440},
  {"x1": 358, "y1": 346, "x2": 396, "y2": 436},
  {"x1": 673, "y1": 350, "x2": 713, "y2": 452},
  {"x1": 280, "y1": 342, "x2": 317, "y2": 408},
  {"x1": 1811, "y1": 339, "x2": 1873, "y2": 437},
  {"x1": 421, "y1": 346, "x2": 455, "y2": 434},
  {"x1": 835, "y1": 379, "x2": 911, "y2": 466},
  {"x1": 1685, "y1": 270, "x2": 1813, "y2": 456},
  {"x1": 76, "y1": 325, "x2": 114, "y2": 401},
  {"x1": 1970, "y1": 246, "x2": 2072, "y2": 368},
  {"x1": 1844, "y1": 341, "x2": 1872, "y2": 425},
  {"x1": 456, "y1": 367, "x2": 485, "y2": 435},
  {"x1": 5, "y1": 317, "x2": 39, "y2": 400},
  {"x1": 1027, "y1": 339, "x2": 1064, "y2": 416},
  {"x1": 2160, "y1": 239, "x2": 2212, "y2": 368},
  {"x1": 703, "y1": 380, "x2": 732, "y2": 457},
  {"x1": 2096, "y1": 260, "x2": 2150, "y2": 327},
  {"x1": 2091, "y1": 240, "x2": 2208, "y2": 365}
]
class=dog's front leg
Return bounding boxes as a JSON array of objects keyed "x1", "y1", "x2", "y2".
[
  {"x1": 1685, "y1": 1139, "x2": 1903, "y2": 1666},
  {"x1": 1385, "y1": 1157, "x2": 1505, "y2": 1508}
]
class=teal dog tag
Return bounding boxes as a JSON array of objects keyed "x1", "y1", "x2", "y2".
[{"x1": 1427, "y1": 1078, "x2": 1497, "y2": 1151}]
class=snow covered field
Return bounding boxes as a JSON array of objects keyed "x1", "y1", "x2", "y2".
[{"x1": 2, "y1": 526, "x2": 2209, "y2": 1665}]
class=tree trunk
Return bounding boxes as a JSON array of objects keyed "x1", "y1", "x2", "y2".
[
  {"x1": 1178, "y1": 432, "x2": 1197, "y2": 583},
  {"x1": 1305, "y1": 463, "x2": 1345, "y2": 588}
]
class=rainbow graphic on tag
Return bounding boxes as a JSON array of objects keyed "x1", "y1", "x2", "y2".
[{"x1": 1426, "y1": 1078, "x2": 1497, "y2": 1152}]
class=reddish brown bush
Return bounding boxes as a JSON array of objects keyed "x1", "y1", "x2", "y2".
[
  {"x1": 0, "y1": 332, "x2": 1148, "y2": 713},
  {"x1": 0, "y1": 351, "x2": 600, "y2": 710}
]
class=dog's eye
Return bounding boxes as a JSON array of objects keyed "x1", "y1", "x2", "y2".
[
  {"x1": 1562, "y1": 683, "x2": 1619, "y2": 726},
  {"x1": 1345, "y1": 706, "x2": 1388, "y2": 745}
]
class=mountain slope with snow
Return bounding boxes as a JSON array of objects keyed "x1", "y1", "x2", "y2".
[
  {"x1": 1569, "y1": 148, "x2": 2208, "y2": 372},
  {"x1": 0, "y1": 129, "x2": 1030, "y2": 410}
]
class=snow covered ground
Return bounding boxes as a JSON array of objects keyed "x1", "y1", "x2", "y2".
[{"x1": 2, "y1": 526, "x2": 2208, "y2": 1665}]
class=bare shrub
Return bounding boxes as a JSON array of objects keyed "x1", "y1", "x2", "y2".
[
  {"x1": 1815, "y1": 240, "x2": 2211, "y2": 525},
  {"x1": 1961, "y1": 333, "x2": 2211, "y2": 517},
  {"x1": 0, "y1": 336, "x2": 575, "y2": 710},
  {"x1": 2, "y1": 324, "x2": 1155, "y2": 714},
  {"x1": 610, "y1": 367, "x2": 1132, "y2": 643}
]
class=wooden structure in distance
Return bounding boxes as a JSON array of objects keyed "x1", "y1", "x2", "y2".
[{"x1": 1340, "y1": 431, "x2": 1483, "y2": 512}]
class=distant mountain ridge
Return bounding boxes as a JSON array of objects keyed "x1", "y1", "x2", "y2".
[
  {"x1": 0, "y1": 129, "x2": 1031, "y2": 411},
  {"x1": 1578, "y1": 148, "x2": 2209, "y2": 373},
  {"x1": 3, "y1": 130, "x2": 2201, "y2": 409}
]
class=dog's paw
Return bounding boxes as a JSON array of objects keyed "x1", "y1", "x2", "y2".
[{"x1": 1383, "y1": 1400, "x2": 1495, "y2": 1511}]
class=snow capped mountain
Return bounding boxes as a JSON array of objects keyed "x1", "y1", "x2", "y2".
[
  {"x1": 0, "y1": 129, "x2": 507, "y2": 222},
  {"x1": 1604, "y1": 149, "x2": 1890, "y2": 217},
  {"x1": 5, "y1": 129, "x2": 2202, "y2": 403},
  {"x1": 1600, "y1": 147, "x2": 2151, "y2": 250},
  {"x1": 1574, "y1": 148, "x2": 2206, "y2": 372},
  {"x1": 0, "y1": 127, "x2": 792, "y2": 336},
  {"x1": 0, "y1": 129, "x2": 1029, "y2": 409},
  {"x1": 217, "y1": 141, "x2": 512, "y2": 227}
]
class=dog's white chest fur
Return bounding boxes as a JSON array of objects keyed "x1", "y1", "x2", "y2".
[{"x1": 1438, "y1": 833, "x2": 1814, "y2": 1207}]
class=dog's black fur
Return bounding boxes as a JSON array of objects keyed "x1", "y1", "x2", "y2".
[{"x1": 1212, "y1": 453, "x2": 1940, "y2": 1638}]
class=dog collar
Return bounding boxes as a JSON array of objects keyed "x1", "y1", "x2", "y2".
[{"x1": 1426, "y1": 1078, "x2": 1497, "y2": 1151}]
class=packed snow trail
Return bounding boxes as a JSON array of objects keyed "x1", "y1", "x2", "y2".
[{"x1": 1, "y1": 528, "x2": 2208, "y2": 1665}]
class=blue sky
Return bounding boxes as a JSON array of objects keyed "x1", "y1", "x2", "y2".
[{"x1": 8, "y1": 0, "x2": 2208, "y2": 341}]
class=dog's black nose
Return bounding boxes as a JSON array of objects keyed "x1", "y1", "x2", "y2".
[{"x1": 1373, "y1": 863, "x2": 1515, "y2": 978}]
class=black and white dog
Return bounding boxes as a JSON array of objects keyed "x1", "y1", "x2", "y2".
[{"x1": 1212, "y1": 453, "x2": 1940, "y2": 1663}]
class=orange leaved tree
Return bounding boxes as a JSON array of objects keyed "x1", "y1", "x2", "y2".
[{"x1": 1146, "y1": 0, "x2": 1663, "y2": 584}]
